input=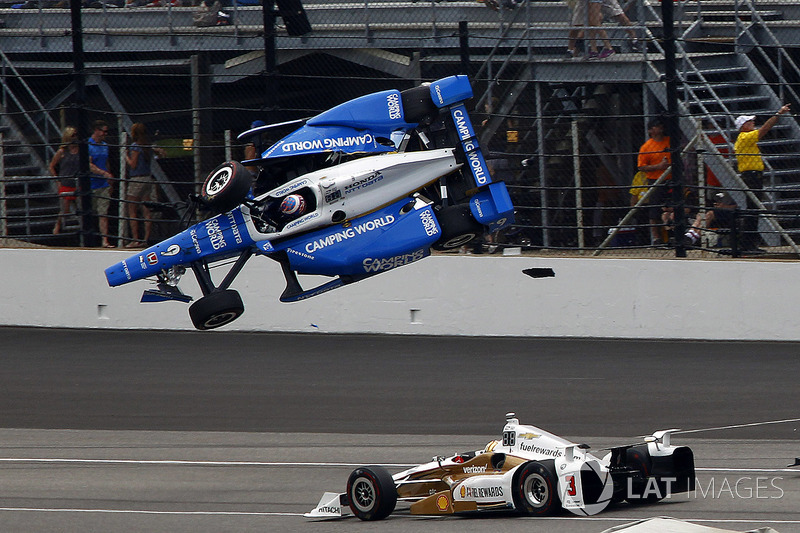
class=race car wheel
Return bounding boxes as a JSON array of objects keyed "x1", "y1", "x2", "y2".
[
  {"x1": 346, "y1": 465, "x2": 397, "y2": 521},
  {"x1": 432, "y1": 204, "x2": 483, "y2": 250},
  {"x1": 200, "y1": 161, "x2": 251, "y2": 214},
  {"x1": 512, "y1": 460, "x2": 560, "y2": 516},
  {"x1": 188, "y1": 289, "x2": 244, "y2": 330},
  {"x1": 625, "y1": 446, "x2": 665, "y2": 504}
]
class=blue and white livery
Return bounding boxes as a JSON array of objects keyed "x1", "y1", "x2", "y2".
[{"x1": 105, "y1": 75, "x2": 515, "y2": 330}]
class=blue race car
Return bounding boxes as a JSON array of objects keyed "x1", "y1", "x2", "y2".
[{"x1": 105, "y1": 75, "x2": 514, "y2": 330}]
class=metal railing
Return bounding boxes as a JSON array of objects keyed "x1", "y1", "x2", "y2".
[
  {"x1": 0, "y1": 49, "x2": 61, "y2": 166},
  {"x1": 639, "y1": 0, "x2": 800, "y2": 253}
]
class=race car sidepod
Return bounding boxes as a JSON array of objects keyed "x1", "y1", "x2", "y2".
[{"x1": 275, "y1": 196, "x2": 438, "y2": 278}]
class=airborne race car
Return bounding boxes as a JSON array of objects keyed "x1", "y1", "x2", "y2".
[
  {"x1": 306, "y1": 413, "x2": 695, "y2": 521},
  {"x1": 105, "y1": 75, "x2": 513, "y2": 330}
]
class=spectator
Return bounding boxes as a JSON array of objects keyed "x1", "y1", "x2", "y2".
[
  {"x1": 566, "y1": 0, "x2": 614, "y2": 60},
  {"x1": 480, "y1": 0, "x2": 522, "y2": 11},
  {"x1": 683, "y1": 190, "x2": 737, "y2": 247},
  {"x1": 566, "y1": 0, "x2": 630, "y2": 60},
  {"x1": 478, "y1": 97, "x2": 498, "y2": 130},
  {"x1": 600, "y1": 0, "x2": 639, "y2": 51},
  {"x1": 637, "y1": 117, "x2": 672, "y2": 245},
  {"x1": 629, "y1": 169, "x2": 647, "y2": 206},
  {"x1": 49, "y1": 126, "x2": 80, "y2": 235},
  {"x1": 626, "y1": 169, "x2": 649, "y2": 244},
  {"x1": 586, "y1": 0, "x2": 616, "y2": 60},
  {"x1": 564, "y1": 0, "x2": 583, "y2": 60},
  {"x1": 88, "y1": 119, "x2": 115, "y2": 248},
  {"x1": 192, "y1": 0, "x2": 230, "y2": 27},
  {"x1": 586, "y1": 0, "x2": 615, "y2": 59},
  {"x1": 733, "y1": 105, "x2": 791, "y2": 251},
  {"x1": 124, "y1": 122, "x2": 163, "y2": 248}
]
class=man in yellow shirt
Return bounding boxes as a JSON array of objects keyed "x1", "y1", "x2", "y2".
[{"x1": 734, "y1": 104, "x2": 791, "y2": 250}]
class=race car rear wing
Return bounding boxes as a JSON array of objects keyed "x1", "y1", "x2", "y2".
[
  {"x1": 427, "y1": 76, "x2": 492, "y2": 189},
  {"x1": 238, "y1": 76, "x2": 494, "y2": 192},
  {"x1": 606, "y1": 429, "x2": 696, "y2": 496}
]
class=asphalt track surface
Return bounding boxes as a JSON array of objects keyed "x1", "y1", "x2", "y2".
[{"x1": 1, "y1": 327, "x2": 799, "y2": 532}]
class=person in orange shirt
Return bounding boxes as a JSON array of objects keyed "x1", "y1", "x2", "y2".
[{"x1": 637, "y1": 118, "x2": 672, "y2": 245}]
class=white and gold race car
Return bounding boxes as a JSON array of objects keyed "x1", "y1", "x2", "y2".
[{"x1": 306, "y1": 413, "x2": 695, "y2": 521}]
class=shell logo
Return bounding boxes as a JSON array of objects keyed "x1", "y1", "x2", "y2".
[{"x1": 436, "y1": 494, "x2": 450, "y2": 512}]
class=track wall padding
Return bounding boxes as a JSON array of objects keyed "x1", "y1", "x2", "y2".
[{"x1": 0, "y1": 248, "x2": 795, "y2": 340}]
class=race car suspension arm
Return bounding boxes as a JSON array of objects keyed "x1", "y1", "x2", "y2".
[
  {"x1": 190, "y1": 248, "x2": 254, "y2": 296},
  {"x1": 273, "y1": 251, "x2": 370, "y2": 303}
]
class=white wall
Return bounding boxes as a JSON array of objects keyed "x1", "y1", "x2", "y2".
[{"x1": 1, "y1": 248, "x2": 796, "y2": 340}]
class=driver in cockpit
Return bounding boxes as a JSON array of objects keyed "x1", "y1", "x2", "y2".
[
  {"x1": 279, "y1": 194, "x2": 307, "y2": 219},
  {"x1": 255, "y1": 192, "x2": 308, "y2": 234}
]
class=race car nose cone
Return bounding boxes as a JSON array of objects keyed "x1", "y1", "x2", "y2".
[{"x1": 105, "y1": 258, "x2": 134, "y2": 286}]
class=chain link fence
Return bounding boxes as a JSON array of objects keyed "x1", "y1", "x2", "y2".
[{"x1": 1, "y1": 0, "x2": 800, "y2": 257}]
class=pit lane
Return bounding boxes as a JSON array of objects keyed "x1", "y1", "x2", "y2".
[{"x1": 0, "y1": 327, "x2": 798, "y2": 532}]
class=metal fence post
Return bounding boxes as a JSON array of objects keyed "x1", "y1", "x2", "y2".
[
  {"x1": 71, "y1": 0, "x2": 92, "y2": 248},
  {"x1": 572, "y1": 119, "x2": 584, "y2": 251},
  {"x1": 535, "y1": 82, "x2": 549, "y2": 248},
  {"x1": 661, "y1": 0, "x2": 686, "y2": 257},
  {"x1": 459, "y1": 21, "x2": 469, "y2": 76},
  {"x1": 191, "y1": 54, "x2": 202, "y2": 190},
  {"x1": 0, "y1": 133, "x2": 5, "y2": 237},
  {"x1": 118, "y1": 128, "x2": 128, "y2": 248}
]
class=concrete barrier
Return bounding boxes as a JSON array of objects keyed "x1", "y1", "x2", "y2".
[{"x1": 1, "y1": 248, "x2": 797, "y2": 340}]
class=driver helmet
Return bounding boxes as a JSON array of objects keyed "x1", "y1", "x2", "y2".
[
  {"x1": 484, "y1": 439, "x2": 501, "y2": 453},
  {"x1": 280, "y1": 194, "x2": 307, "y2": 216}
]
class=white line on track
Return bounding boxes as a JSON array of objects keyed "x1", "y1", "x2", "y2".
[
  {"x1": 0, "y1": 508, "x2": 798, "y2": 525},
  {"x1": 0, "y1": 458, "x2": 416, "y2": 467},
  {"x1": 1, "y1": 459, "x2": 797, "y2": 473},
  {"x1": 0, "y1": 508, "x2": 303, "y2": 517},
  {"x1": 696, "y1": 467, "x2": 800, "y2": 473},
  {"x1": 529, "y1": 517, "x2": 800, "y2": 525}
]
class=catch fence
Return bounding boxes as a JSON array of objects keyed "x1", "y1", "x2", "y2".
[{"x1": 1, "y1": 0, "x2": 800, "y2": 258}]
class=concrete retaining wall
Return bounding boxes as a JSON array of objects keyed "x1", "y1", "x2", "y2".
[{"x1": 1, "y1": 248, "x2": 796, "y2": 340}]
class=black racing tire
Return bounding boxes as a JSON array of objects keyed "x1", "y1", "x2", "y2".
[
  {"x1": 625, "y1": 446, "x2": 665, "y2": 504},
  {"x1": 346, "y1": 465, "x2": 397, "y2": 521},
  {"x1": 188, "y1": 289, "x2": 244, "y2": 330},
  {"x1": 200, "y1": 161, "x2": 252, "y2": 214},
  {"x1": 432, "y1": 204, "x2": 484, "y2": 250},
  {"x1": 512, "y1": 460, "x2": 561, "y2": 516},
  {"x1": 401, "y1": 85, "x2": 438, "y2": 124}
]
